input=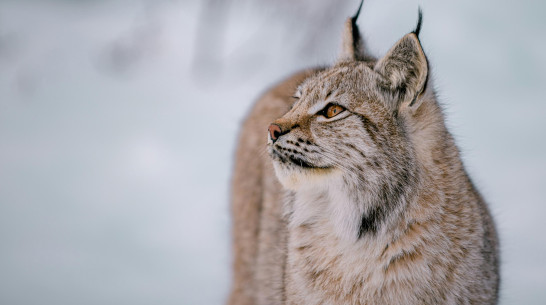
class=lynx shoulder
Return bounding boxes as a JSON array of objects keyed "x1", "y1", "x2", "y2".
[{"x1": 229, "y1": 5, "x2": 499, "y2": 305}]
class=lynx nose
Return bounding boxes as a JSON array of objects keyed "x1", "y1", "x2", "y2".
[{"x1": 268, "y1": 124, "x2": 282, "y2": 142}]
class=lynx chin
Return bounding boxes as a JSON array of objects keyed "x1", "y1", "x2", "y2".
[{"x1": 228, "y1": 3, "x2": 499, "y2": 305}]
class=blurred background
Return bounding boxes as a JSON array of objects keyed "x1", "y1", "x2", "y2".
[{"x1": 0, "y1": 0, "x2": 544, "y2": 304}]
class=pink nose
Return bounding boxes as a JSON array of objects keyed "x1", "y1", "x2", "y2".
[{"x1": 268, "y1": 124, "x2": 282, "y2": 142}]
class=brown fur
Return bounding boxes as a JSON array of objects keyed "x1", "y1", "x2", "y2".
[
  {"x1": 229, "y1": 69, "x2": 324, "y2": 305},
  {"x1": 228, "y1": 11, "x2": 499, "y2": 305}
]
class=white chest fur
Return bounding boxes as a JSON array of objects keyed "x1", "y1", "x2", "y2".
[
  {"x1": 288, "y1": 172, "x2": 369, "y2": 243},
  {"x1": 284, "y1": 175, "x2": 405, "y2": 304}
]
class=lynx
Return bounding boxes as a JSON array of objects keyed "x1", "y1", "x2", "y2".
[{"x1": 228, "y1": 4, "x2": 499, "y2": 305}]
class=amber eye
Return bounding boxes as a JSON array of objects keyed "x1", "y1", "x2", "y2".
[{"x1": 320, "y1": 104, "x2": 345, "y2": 119}]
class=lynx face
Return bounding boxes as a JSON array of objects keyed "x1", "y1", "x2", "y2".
[
  {"x1": 267, "y1": 32, "x2": 428, "y2": 236},
  {"x1": 268, "y1": 63, "x2": 415, "y2": 193}
]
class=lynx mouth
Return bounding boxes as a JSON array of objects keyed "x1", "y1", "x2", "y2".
[
  {"x1": 270, "y1": 147, "x2": 329, "y2": 169},
  {"x1": 269, "y1": 145, "x2": 335, "y2": 190},
  {"x1": 287, "y1": 155, "x2": 316, "y2": 168}
]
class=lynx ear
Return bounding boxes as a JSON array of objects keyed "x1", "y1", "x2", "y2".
[
  {"x1": 374, "y1": 11, "x2": 428, "y2": 108},
  {"x1": 338, "y1": 0, "x2": 372, "y2": 62}
]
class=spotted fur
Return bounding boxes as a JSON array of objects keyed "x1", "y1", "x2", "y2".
[{"x1": 229, "y1": 8, "x2": 499, "y2": 305}]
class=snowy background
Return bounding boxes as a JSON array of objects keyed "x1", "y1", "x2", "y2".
[{"x1": 0, "y1": 0, "x2": 545, "y2": 304}]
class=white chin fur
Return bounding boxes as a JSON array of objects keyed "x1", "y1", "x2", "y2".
[{"x1": 272, "y1": 161, "x2": 337, "y2": 190}]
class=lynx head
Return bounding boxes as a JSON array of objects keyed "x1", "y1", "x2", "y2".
[{"x1": 267, "y1": 9, "x2": 431, "y2": 236}]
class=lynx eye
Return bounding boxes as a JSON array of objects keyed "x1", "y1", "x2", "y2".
[{"x1": 319, "y1": 103, "x2": 345, "y2": 119}]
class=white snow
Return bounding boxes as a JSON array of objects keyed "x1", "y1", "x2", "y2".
[{"x1": 0, "y1": 0, "x2": 544, "y2": 304}]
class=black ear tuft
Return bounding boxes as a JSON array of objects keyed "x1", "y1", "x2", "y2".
[
  {"x1": 338, "y1": 0, "x2": 375, "y2": 62},
  {"x1": 350, "y1": 0, "x2": 364, "y2": 53},
  {"x1": 351, "y1": 0, "x2": 364, "y2": 25},
  {"x1": 413, "y1": 8, "x2": 423, "y2": 37}
]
